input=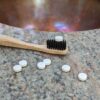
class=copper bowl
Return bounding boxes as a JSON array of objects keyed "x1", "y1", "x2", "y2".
[{"x1": 0, "y1": 0, "x2": 100, "y2": 32}]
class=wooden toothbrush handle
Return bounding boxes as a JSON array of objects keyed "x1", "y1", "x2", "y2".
[
  {"x1": 0, "y1": 35, "x2": 68, "y2": 55},
  {"x1": 0, "y1": 35, "x2": 44, "y2": 51},
  {"x1": 0, "y1": 35, "x2": 33, "y2": 49}
]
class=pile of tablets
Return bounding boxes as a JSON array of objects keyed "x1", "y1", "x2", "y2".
[{"x1": 13, "y1": 60, "x2": 27, "y2": 72}]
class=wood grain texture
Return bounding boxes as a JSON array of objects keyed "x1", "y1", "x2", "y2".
[{"x1": 0, "y1": 35, "x2": 68, "y2": 55}]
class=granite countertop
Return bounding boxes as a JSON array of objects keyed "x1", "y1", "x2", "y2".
[{"x1": 0, "y1": 24, "x2": 100, "y2": 100}]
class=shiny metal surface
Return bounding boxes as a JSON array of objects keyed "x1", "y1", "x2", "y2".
[{"x1": 0, "y1": 0, "x2": 100, "y2": 32}]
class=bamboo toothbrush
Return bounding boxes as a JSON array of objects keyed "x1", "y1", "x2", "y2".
[{"x1": 0, "y1": 35, "x2": 68, "y2": 55}]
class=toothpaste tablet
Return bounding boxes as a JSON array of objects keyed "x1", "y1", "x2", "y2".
[
  {"x1": 78, "y1": 73, "x2": 87, "y2": 81},
  {"x1": 13, "y1": 65, "x2": 22, "y2": 72},
  {"x1": 37, "y1": 62, "x2": 46, "y2": 70},
  {"x1": 55, "y1": 36, "x2": 64, "y2": 42},
  {"x1": 19, "y1": 60, "x2": 27, "y2": 67},
  {"x1": 62, "y1": 64, "x2": 71, "y2": 72},
  {"x1": 43, "y1": 59, "x2": 51, "y2": 66}
]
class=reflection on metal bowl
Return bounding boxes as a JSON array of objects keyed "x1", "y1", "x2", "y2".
[{"x1": 0, "y1": 0, "x2": 100, "y2": 32}]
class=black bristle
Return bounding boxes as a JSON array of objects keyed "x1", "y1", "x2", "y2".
[{"x1": 47, "y1": 39, "x2": 66, "y2": 50}]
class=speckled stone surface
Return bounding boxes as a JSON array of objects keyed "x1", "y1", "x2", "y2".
[{"x1": 0, "y1": 24, "x2": 100, "y2": 100}]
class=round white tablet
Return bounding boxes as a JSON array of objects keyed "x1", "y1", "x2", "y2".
[
  {"x1": 19, "y1": 60, "x2": 27, "y2": 67},
  {"x1": 62, "y1": 65, "x2": 71, "y2": 72},
  {"x1": 78, "y1": 73, "x2": 87, "y2": 81},
  {"x1": 37, "y1": 62, "x2": 46, "y2": 70},
  {"x1": 55, "y1": 36, "x2": 64, "y2": 42},
  {"x1": 43, "y1": 59, "x2": 51, "y2": 66},
  {"x1": 13, "y1": 65, "x2": 22, "y2": 73}
]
